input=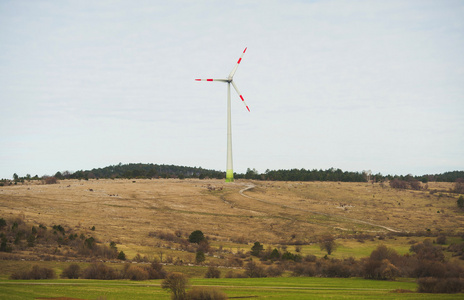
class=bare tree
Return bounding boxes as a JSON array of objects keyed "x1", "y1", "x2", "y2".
[
  {"x1": 319, "y1": 234, "x2": 337, "y2": 255},
  {"x1": 161, "y1": 272, "x2": 189, "y2": 300}
]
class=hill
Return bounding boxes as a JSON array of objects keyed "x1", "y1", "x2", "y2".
[
  {"x1": 1, "y1": 178, "x2": 464, "y2": 296},
  {"x1": 7, "y1": 163, "x2": 463, "y2": 183},
  {"x1": 1, "y1": 179, "x2": 462, "y2": 253}
]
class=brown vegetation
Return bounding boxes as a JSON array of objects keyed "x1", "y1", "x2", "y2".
[
  {"x1": 10, "y1": 265, "x2": 56, "y2": 279},
  {"x1": 1, "y1": 179, "x2": 464, "y2": 294},
  {"x1": 186, "y1": 287, "x2": 228, "y2": 300}
]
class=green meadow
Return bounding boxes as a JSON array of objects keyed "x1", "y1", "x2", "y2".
[{"x1": 2, "y1": 277, "x2": 462, "y2": 300}]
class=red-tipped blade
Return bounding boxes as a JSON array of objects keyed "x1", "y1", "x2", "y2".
[
  {"x1": 231, "y1": 81, "x2": 250, "y2": 112},
  {"x1": 195, "y1": 79, "x2": 228, "y2": 82},
  {"x1": 228, "y1": 47, "x2": 247, "y2": 80}
]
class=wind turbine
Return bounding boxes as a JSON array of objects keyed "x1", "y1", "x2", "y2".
[{"x1": 195, "y1": 47, "x2": 250, "y2": 182}]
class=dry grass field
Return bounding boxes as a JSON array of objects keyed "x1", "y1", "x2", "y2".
[{"x1": 0, "y1": 178, "x2": 462, "y2": 262}]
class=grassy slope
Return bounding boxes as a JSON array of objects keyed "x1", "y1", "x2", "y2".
[{"x1": 0, "y1": 179, "x2": 463, "y2": 298}]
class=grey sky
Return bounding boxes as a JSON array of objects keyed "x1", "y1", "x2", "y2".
[{"x1": 1, "y1": 0, "x2": 463, "y2": 179}]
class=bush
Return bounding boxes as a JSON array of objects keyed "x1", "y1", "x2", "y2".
[
  {"x1": 11, "y1": 265, "x2": 56, "y2": 279},
  {"x1": 269, "y1": 248, "x2": 280, "y2": 260},
  {"x1": 418, "y1": 277, "x2": 464, "y2": 293},
  {"x1": 244, "y1": 261, "x2": 266, "y2": 278},
  {"x1": 412, "y1": 260, "x2": 463, "y2": 278},
  {"x1": 292, "y1": 262, "x2": 315, "y2": 277},
  {"x1": 189, "y1": 230, "x2": 205, "y2": 244},
  {"x1": 410, "y1": 240, "x2": 445, "y2": 262},
  {"x1": 61, "y1": 263, "x2": 81, "y2": 279},
  {"x1": 457, "y1": 195, "x2": 464, "y2": 209},
  {"x1": 186, "y1": 287, "x2": 228, "y2": 300},
  {"x1": 251, "y1": 242, "x2": 264, "y2": 257},
  {"x1": 196, "y1": 251, "x2": 206, "y2": 264},
  {"x1": 82, "y1": 263, "x2": 119, "y2": 279},
  {"x1": 150, "y1": 260, "x2": 167, "y2": 279},
  {"x1": 363, "y1": 245, "x2": 401, "y2": 279},
  {"x1": 0, "y1": 218, "x2": 6, "y2": 229},
  {"x1": 266, "y1": 265, "x2": 283, "y2": 277},
  {"x1": 162, "y1": 272, "x2": 189, "y2": 300},
  {"x1": 123, "y1": 265, "x2": 149, "y2": 281},
  {"x1": 281, "y1": 251, "x2": 302, "y2": 262},
  {"x1": 455, "y1": 180, "x2": 464, "y2": 194},
  {"x1": 118, "y1": 251, "x2": 126, "y2": 260},
  {"x1": 43, "y1": 176, "x2": 58, "y2": 184},
  {"x1": 390, "y1": 179, "x2": 408, "y2": 189},
  {"x1": 436, "y1": 235, "x2": 447, "y2": 245},
  {"x1": 205, "y1": 266, "x2": 221, "y2": 278},
  {"x1": 319, "y1": 259, "x2": 353, "y2": 278}
]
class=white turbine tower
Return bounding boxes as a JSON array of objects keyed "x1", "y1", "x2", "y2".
[{"x1": 196, "y1": 47, "x2": 250, "y2": 182}]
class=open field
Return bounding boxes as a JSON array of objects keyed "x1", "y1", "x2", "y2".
[
  {"x1": 1, "y1": 277, "x2": 463, "y2": 300},
  {"x1": 0, "y1": 179, "x2": 462, "y2": 244},
  {"x1": 0, "y1": 179, "x2": 463, "y2": 298},
  {"x1": 0, "y1": 179, "x2": 462, "y2": 260}
]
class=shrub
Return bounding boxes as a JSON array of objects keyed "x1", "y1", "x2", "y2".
[
  {"x1": 11, "y1": 265, "x2": 56, "y2": 279},
  {"x1": 205, "y1": 266, "x2": 221, "y2": 278},
  {"x1": 0, "y1": 218, "x2": 6, "y2": 229},
  {"x1": 304, "y1": 254, "x2": 317, "y2": 262},
  {"x1": 150, "y1": 260, "x2": 167, "y2": 279},
  {"x1": 412, "y1": 260, "x2": 447, "y2": 278},
  {"x1": 196, "y1": 251, "x2": 206, "y2": 264},
  {"x1": 162, "y1": 272, "x2": 189, "y2": 300},
  {"x1": 410, "y1": 240, "x2": 445, "y2": 262},
  {"x1": 409, "y1": 180, "x2": 421, "y2": 190},
  {"x1": 447, "y1": 242, "x2": 464, "y2": 259},
  {"x1": 418, "y1": 277, "x2": 464, "y2": 293},
  {"x1": 123, "y1": 265, "x2": 149, "y2": 281},
  {"x1": 362, "y1": 245, "x2": 403, "y2": 279},
  {"x1": 436, "y1": 235, "x2": 447, "y2": 245},
  {"x1": 266, "y1": 265, "x2": 284, "y2": 277},
  {"x1": 457, "y1": 195, "x2": 464, "y2": 209},
  {"x1": 61, "y1": 263, "x2": 81, "y2": 279},
  {"x1": 244, "y1": 261, "x2": 266, "y2": 278},
  {"x1": 251, "y1": 242, "x2": 264, "y2": 257},
  {"x1": 292, "y1": 262, "x2": 315, "y2": 277},
  {"x1": 189, "y1": 230, "x2": 205, "y2": 244},
  {"x1": 186, "y1": 287, "x2": 228, "y2": 300},
  {"x1": 455, "y1": 179, "x2": 464, "y2": 194},
  {"x1": 197, "y1": 240, "x2": 210, "y2": 253},
  {"x1": 0, "y1": 235, "x2": 11, "y2": 252},
  {"x1": 369, "y1": 244, "x2": 399, "y2": 262},
  {"x1": 82, "y1": 263, "x2": 119, "y2": 279},
  {"x1": 269, "y1": 248, "x2": 280, "y2": 260},
  {"x1": 225, "y1": 256, "x2": 243, "y2": 267},
  {"x1": 43, "y1": 176, "x2": 58, "y2": 184},
  {"x1": 118, "y1": 251, "x2": 126, "y2": 260},
  {"x1": 281, "y1": 251, "x2": 302, "y2": 262},
  {"x1": 390, "y1": 179, "x2": 408, "y2": 189},
  {"x1": 319, "y1": 259, "x2": 353, "y2": 278}
]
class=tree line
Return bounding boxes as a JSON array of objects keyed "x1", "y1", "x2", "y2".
[{"x1": 4, "y1": 164, "x2": 463, "y2": 184}]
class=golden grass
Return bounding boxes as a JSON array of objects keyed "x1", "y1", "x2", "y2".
[{"x1": 0, "y1": 179, "x2": 462, "y2": 261}]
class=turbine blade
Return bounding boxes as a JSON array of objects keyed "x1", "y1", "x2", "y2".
[
  {"x1": 228, "y1": 47, "x2": 247, "y2": 80},
  {"x1": 195, "y1": 78, "x2": 228, "y2": 82},
  {"x1": 231, "y1": 81, "x2": 250, "y2": 112}
]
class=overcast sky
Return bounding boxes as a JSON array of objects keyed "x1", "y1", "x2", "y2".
[{"x1": 1, "y1": 0, "x2": 463, "y2": 179}]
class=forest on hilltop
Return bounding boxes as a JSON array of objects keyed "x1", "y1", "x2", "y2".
[{"x1": 5, "y1": 163, "x2": 464, "y2": 184}]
